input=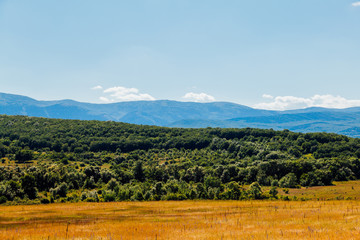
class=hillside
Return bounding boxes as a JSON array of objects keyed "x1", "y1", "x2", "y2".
[
  {"x1": 1, "y1": 115, "x2": 360, "y2": 204},
  {"x1": 2, "y1": 92, "x2": 360, "y2": 137}
]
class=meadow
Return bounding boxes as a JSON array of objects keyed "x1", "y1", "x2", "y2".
[
  {"x1": 1, "y1": 199, "x2": 360, "y2": 240},
  {"x1": 2, "y1": 116, "x2": 360, "y2": 239}
]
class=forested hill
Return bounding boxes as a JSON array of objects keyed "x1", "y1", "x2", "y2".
[
  {"x1": 2, "y1": 92, "x2": 360, "y2": 137},
  {"x1": 0, "y1": 114, "x2": 358, "y2": 157},
  {"x1": 1, "y1": 115, "x2": 360, "y2": 204}
]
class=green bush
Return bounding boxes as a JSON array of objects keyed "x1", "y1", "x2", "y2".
[
  {"x1": 40, "y1": 198, "x2": 50, "y2": 204},
  {"x1": 0, "y1": 195, "x2": 7, "y2": 204},
  {"x1": 103, "y1": 191, "x2": 116, "y2": 202},
  {"x1": 279, "y1": 173, "x2": 297, "y2": 188},
  {"x1": 163, "y1": 193, "x2": 187, "y2": 200}
]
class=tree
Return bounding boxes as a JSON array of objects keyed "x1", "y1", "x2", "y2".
[
  {"x1": 83, "y1": 176, "x2": 96, "y2": 189},
  {"x1": 56, "y1": 182, "x2": 69, "y2": 197},
  {"x1": 279, "y1": 173, "x2": 297, "y2": 188},
  {"x1": 2, "y1": 180, "x2": 23, "y2": 201},
  {"x1": 15, "y1": 150, "x2": 33, "y2": 163},
  {"x1": 151, "y1": 182, "x2": 164, "y2": 200},
  {"x1": 21, "y1": 174, "x2": 37, "y2": 199},
  {"x1": 269, "y1": 186, "x2": 278, "y2": 199},
  {"x1": 103, "y1": 190, "x2": 116, "y2": 202},
  {"x1": 106, "y1": 178, "x2": 119, "y2": 191},
  {"x1": 0, "y1": 143, "x2": 7, "y2": 158},
  {"x1": 221, "y1": 170, "x2": 231, "y2": 183},
  {"x1": 50, "y1": 182, "x2": 68, "y2": 198},
  {"x1": 0, "y1": 195, "x2": 7, "y2": 204},
  {"x1": 204, "y1": 176, "x2": 221, "y2": 189},
  {"x1": 249, "y1": 182, "x2": 262, "y2": 199},
  {"x1": 133, "y1": 161, "x2": 145, "y2": 182},
  {"x1": 222, "y1": 181, "x2": 243, "y2": 200}
]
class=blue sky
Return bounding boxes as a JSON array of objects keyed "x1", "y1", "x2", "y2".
[{"x1": 1, "y1": 0, "x2": 360, "y2": 110}]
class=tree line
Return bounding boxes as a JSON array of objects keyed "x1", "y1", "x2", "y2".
[{"x1": 0, "y1": 115, "x2": 360, "y2": 204}]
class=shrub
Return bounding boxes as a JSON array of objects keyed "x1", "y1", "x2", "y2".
[
  {"x1": 103, "y1": 191, "x2": 116, "y2": 202},
  {"x1": 106, "y1": 178, "x2": 119, "y2": 191},
  {"x1": 163, "y1": 193, "x2": 187, "y2": 200},
  {"x1": 40, "y1": 198, "x2": 50, "y2": 204},
  {"x1": 269, "y1": 186, "x2": 278, "y2": 199},
  {"x1": 271, "y1": 179, "x2": 279, "y2": 187},
  {"x1": 249, "y1": 182, "x2": 263, "y2": 199},
  {"x1": 50, "y1": 182, "x2": 68, "y2": 198},
  {"x1": 84, "y1": 197, "x2": 95, "y2": 202},
  {"x1": 81, "y1": 190, "x2": 99, "y2": 202},
  {"x1": 279, "y1": 173, "x2": 297, "y2": 188},
  {"x1": 0, "y1": 195, "x2": 7, "y2": 204}
]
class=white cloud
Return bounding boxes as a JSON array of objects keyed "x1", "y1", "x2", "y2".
[
  {"x1": 182, "y1": 92, "x2": 216, "y2": 102},
  {"x1": 262, "y1": 94, "x2": 274, "y2": 99},
  {"x1": 91, "y1": 85, "x2": 103, "y2": 90},
  {"x1": 352, "y1": 2, "x2": 360, "y2": 7},
  {"x1": 254, "y1": 94, "x2": 360, "y2": 110},
  {"x1": 100, "y1": 86, "x2": 155, "y2": 102},
  {"x1": 99, "y1": 96, "x2": 113, "y2": 103}
]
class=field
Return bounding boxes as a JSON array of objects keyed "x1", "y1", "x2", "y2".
[
  {"x1": 271, "y1": 180, "x2": 360, "y2": 200},
  {"x1": 1, "y1": 200, "x2": 360, "y2": 240},
  {"x1": 280, "y1": 180, "x2": 360, "y2": 200}
]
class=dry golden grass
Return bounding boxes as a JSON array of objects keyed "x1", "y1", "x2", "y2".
[
  {"x1": 281, "y1": 180, "x2": 360, "y2": 200},
  {"x1": 1, "y1": 200, "x2": 360, "y2": 240}
]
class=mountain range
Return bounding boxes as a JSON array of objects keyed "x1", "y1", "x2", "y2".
[{"x1": 1, "y1": 92, "x2": 360, "y2": 137}]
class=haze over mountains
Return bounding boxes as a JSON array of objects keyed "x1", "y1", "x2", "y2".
[{"x1": 1, "y1": 92, "x2": 360, "y2": 137}]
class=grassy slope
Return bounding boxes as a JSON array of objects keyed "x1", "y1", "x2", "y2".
[{"x1": 278, "y1": 180, "x2": 360, "y2": 200}]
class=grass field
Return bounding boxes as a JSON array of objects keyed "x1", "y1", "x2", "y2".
[
  {"x1": 276, "y1": 180, "x2": 360, "y2": 200},
  {"x1": 1, "y1": 200, "x2": 360, "y2": 240}
]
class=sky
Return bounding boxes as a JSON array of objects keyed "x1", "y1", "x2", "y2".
[{"x1": 1, "y1": 0, "x2": 360, "y2": 110}]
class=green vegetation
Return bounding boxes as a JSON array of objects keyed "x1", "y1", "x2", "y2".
[{"x1": 1, "y1": 115, "x2": 360, "y2": 204}]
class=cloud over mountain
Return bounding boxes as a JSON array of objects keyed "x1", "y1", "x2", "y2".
[
  {"x1": 100, "y1": 86, "x2": 155, "y2": 102},
  {"x1": 254, "y1": 94, "x2": 360, "y2": 110},
  {"x1": 182, "y1": 92, "x2": 216, "y2": 103}
]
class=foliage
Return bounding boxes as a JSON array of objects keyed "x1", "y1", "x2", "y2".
[{"x1": 0, "y1": 115, "x2": 360, "y2": 204}]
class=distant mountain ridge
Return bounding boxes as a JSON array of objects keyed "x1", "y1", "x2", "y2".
[{"x1": 1, "y1": 92, "x2": 360, "y2": 137}]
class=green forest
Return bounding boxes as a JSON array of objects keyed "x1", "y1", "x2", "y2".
[{"x1": 1, "y1": 115, "x2": 360, "y2": 204}]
